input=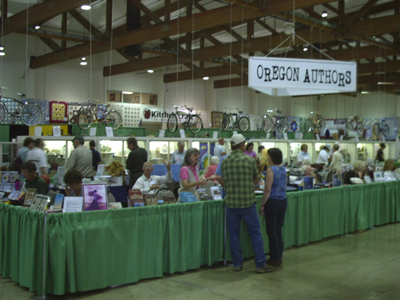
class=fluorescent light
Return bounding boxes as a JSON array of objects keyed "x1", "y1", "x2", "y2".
[
  {"x1": 377, "y1": 82, "x2": 395, "y2": 85},
  {"x1": 147, "y1": 69, "x2": 154, "y2": 73},
  {"x1": 361, "y1": 91, "x2": 370, "y2": 94},
  {"x1": 321, "y1": 10, "x2": 328, "y2": 18},
  {"x1": 81, "y1": 5, "x2": 91, "y2": 10},
  {"x1": 35, "y1": 25, "x2": 41, "y2": 30},
  {"x1": 80, "y1": 61, "x2": 87, "y2": 65},
  {"x1": 122, "y1": 91, "x2": 133, "y2": 94},
  {"x1": 203, "y1": 76, "x2": 209, "y2": 80},
  {"x1": 0, "y1": 45, "x2": 5, "y2": 56}
]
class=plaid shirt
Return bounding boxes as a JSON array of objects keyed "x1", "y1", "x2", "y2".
[
  {"x1": 222, "y1": 149, "x2": 259, "y2": 208},
  {"x1": 66, "y1": 145, "x2": 93, "y2": 178}
]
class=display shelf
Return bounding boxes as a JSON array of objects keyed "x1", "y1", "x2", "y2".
[{"x1": 71, "y1": 125, "x2": 146, "y2": 137}]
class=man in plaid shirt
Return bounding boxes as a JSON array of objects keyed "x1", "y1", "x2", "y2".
[{"x1": 221, "y1": 134, "x2": 273, "y2": 273}]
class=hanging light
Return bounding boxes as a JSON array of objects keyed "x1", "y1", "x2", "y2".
[
  {"x1": 81, "y1": 4, "x2": 91, "y2": 10},
  {"x1": 321, "y1": 10, "x2": 328, "y2": 18},
  {"x1": 80, "y1": 57, "x2": 87, "y2": 65},
  {"x1": 203, "y1": 76, "x2": 209, "y2": 80},
  {"x1": 34, "y1": 25, "x2": 41, "y2": 30},
  {"x1": 147, "y1": 69, "x2": 154, "y2": 73},
  {"x1": 303, "y1": 45, "x2": 308, "y2": 52},
  {"x1": 0, "y1": 45, "x2": 5, "y2": 56}
]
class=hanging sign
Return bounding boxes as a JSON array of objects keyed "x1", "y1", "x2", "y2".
[{"x1": 248, "y1": 57, "x2": 357, "y2": 96}]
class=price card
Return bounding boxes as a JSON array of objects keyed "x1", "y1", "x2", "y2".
[
  {"x1": 34, "y1": 127, "x2": 42, "y2": 137},
  {"x1": 316, "y1": 134, "x2": 320, "y2": 140},
  {"x1": 213, "y1": 131, "x2": 218, "y2": 139},
  {"x1": 90, "y1": 127, "x2": 97, "y2": 136},
  {"x1": 63, "y1": 197, "x2": 83, "y2": 213},
  {"x1": 355, "y1": 133, "x2": 359, "y2": 142},
  {"x1": 283, "y1": 133, "x2": 288, "y2": 140},
  {"x1": 233, "y1": 131, "x2": 238, "y2": 135},
  {"x1": 53, "y1": 126, "x2": 61, "y2": 137},
  {"x1": 295, "y1": 132, "x2": 303, "y2": 140},
  {"x1": 266, "y1": 133, "x2": 271, "y2": 139},
  {"x1": 179, "y1": 129, "x2": 185, "y2": 139},
  {"x1": 340, "y1": 135, "x2": 344, "y2": 140},
  {"x1": 159, "y1": 130, "x2": 165, "y2": 138},
  {"x1": 106, "y1": 127, "x2": 114, "y2": 137},
  {"x1": 382, "y1": 135, "x2": 386, "y2": 142}
]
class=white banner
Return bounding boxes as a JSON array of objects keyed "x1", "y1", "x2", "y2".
[{"x1": 248, "y1": 57, "x2": 357, "y2": 96}]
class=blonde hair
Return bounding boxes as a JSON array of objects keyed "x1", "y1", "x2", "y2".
[
  {"x1": 353, "y1": 160, "x2": 366, "y2": 172},
  {"x1": 260, "y1": 148, "x2": 270, "y2": 169},
  {"x1": 383, "y1": 159, "x2": 394, "y2": 171}
]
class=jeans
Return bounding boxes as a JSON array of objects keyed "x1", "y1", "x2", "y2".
[
  {"x1": 264, "y1": 198, "x2": 287, "y2": 261},
  {"x1": 226, "y1": 203, "x2": 266, "y2": 268}
]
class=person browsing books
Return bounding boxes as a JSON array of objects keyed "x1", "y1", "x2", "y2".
[
  {"x1": 21, "y1": 161, "x2": 48, "y2": 195},
  {"x1": 133, "y1": 161, "x2": 173, "y2": 195}
]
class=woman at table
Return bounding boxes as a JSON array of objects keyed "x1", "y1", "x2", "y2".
[
  {"x1": 179, "y1": 148, "x2": 207, "y2": 200},
  {"x1": 244, "y1": 142, "x2": 257, "y2": 159},
  {"x1": 383, "y1": 159, "x2": 394, "y2": 172},
  {"x1": 260, "y1": 148, "x2": 287, "y2": 267},
  {"x1": 343, "y1": 161, "x2": 366, "y2": 184},
  {"x1": 327, "y1": 144, "x2": 342, "y2": 174}
]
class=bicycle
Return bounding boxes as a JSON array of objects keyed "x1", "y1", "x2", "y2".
[
  {"x1": 262, "y1": 109, "x2": 288, "y2": 133},
  {"x1": 75, "y1": 99, "x2": 122, "y2": 130},
  {"x1": 167, "y1": 104, "x2": 203, "y2": 134},
  {"x1": 0, "y1": 97, "x2": 42, "y2": 126},
  {"x1": 345, "y1": 115, "x2": 364, "y2": 136},
  {"x1": 221, "y1": 107, "x2": 250, "y2": 132},
  {"x1": 303, "y1": 111, "x2": 325, "y2": 133},
  {"x1": 372, "y1": 119, "x2": 389, "y2": 137}
]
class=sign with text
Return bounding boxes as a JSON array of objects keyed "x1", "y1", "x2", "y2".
[{"x1": 248, "y1": 57, "x2": 357, "y2": 96}]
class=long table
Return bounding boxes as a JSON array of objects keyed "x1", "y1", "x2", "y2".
[{"x1": 1, "y1": 181, "x2": 400, "y2": 295}]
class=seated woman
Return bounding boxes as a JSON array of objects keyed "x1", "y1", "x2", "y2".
[
  {"x1": 179, "y1": 148, "x2": 207, "y2": 200},
  {"x1": 343, "y1": 160, "x2": 366, "y2": 184},
  {"x1": 302, "y1": 165, "x2": 319, "y2": 184},
  {"x1": 205, "y1": 156, "x2": 219, "y2": 180},
  {"x1": 383, "y1": 159, "x2": 394, "y2": 172}
]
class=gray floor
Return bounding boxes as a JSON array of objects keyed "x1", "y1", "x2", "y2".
[{"x1": 2, "y1": 223, "x2": 400, "y2": 300}]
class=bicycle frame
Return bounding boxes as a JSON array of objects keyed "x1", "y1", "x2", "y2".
[{"x1": 1, "y1": 98, "x2": 26, "y2": 119}]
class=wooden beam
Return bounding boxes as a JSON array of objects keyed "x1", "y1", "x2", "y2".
[
  {"x1": 0, "y1": 0, "x2": 91, "y2": 37},
  {"x1": 69, "y1": 9, "x2": 105, "y2": 40},
  {"x1": 40, "y1": 37, "x2": 61, "y2": 52},
  {"x1": 342, "y1": 0, "x2": 379, "y2": 31},
  {"x1": 256, "y1": 19, "x2": 278, "y2": 35},
  {"x1": 164, "y1": 0, "x2": 171, "y2": 22},
  {"x1": 358, "y1": 60, "x2": 400, "y2": 75},
  {"x1": 1, "y1": 0, "x2": 8, "y2": 19},
  {"x1": 61, "y1": 13, "x2": 67, "y2": 49},
  {"x1": 358, "y1": 72, "x2": 400, "y2": 85},
  {"x1": 164, "y1": 65, "x2": 244, "y2": 83},
  {"x1": 30, "y1": 0, "x2": 335, "y2": 69},
  {"x1": 106, "y1": 0, "x2": 113, "y2": 37},
  {"x1": 214, "y1": 77, "x2": 248, "y2": 89}
]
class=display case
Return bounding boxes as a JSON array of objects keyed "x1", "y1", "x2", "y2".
[{"x1": 290, "y1": 142, "x2": 314, "y2": 163}]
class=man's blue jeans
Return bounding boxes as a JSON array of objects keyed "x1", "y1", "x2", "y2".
[{"x1": 226, "y1": 203, "x2": 266, "y2": 268}]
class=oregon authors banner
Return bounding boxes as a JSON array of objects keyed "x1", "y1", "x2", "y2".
[{"x1": 248, "y1": 57, "x2": 357, "y2": 96}]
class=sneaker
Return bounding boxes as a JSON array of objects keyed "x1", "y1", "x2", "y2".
[
  {"x1": 256, "y1": 265, "x2": 274, "y2": 273},
  {"x1": 266, "y1": 259, "x2": 282, "y2": 266},
  {"x1": 233, "y1": 265, "x2": 243, "y2": 272}
]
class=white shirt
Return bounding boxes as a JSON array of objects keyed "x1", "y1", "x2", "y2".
[
  {"x1": 317, "y1": 149, "x2": 330, "y2": 164},
  {"x1": 297, "y1": 151, "x2": 311, "y2": 163},
  {"x1": 214, "y1": 145, "x2": 226, "y2": 159},
  {"x1": 133, "y1": 171, "x2": 173, "y2": 195},
  {"x1": 26, "y1": 147, "x2": 48, "y2": 174}
]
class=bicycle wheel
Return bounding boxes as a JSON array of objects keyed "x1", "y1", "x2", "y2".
[
  {"x1": 188, "y1": 115, "x2": 203, "y2": 134},
  {"x1": 238, "y1": 116, "x2": 250, "y2": 132},
  {"x1": 167, "y1": 113, "x2": 178, "y2": 133},
  {"x1": 303, "y1": 119, "x2": 313, "y2": 132},
  {"x1": 382, "y1": 123, "x2": 390, "y2": 137},
  {"x1": 20, "y1": 103, "x2": 42, "y2": 126},
  {"x1": 372, "y1": 123, "x2": 380, "y2": 136},
  {"x1": 221, "y1": 114, "x2": 230, "y2": 131},
  {"x1": 276, "y1": 117, "x2": 288, "y2": 133},
  {"x1": 356, "y1": 122, "x2": 364, "y2": 137},
  {"x1": 0, "y1": 103, "x2": 5, "y2": 123},
  {"x1": 262, "y1": 115, "x2": 274, "y2": 132},
  {"x1": 106, "y1": 110, "x2": 122, "y2": 130},
  {"x1": 317, "y1": 118, "x2": 326, "y2": 131},
  {"x1": 78, "y1": 108, "x2": 94, "y2": 130}
]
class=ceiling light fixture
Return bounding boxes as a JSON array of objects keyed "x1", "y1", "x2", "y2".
[
  {"x1": 303, "y1": 45, "x2": 308, "y2": 52},
  {"x1": 122, "y1": 91, "x2": 133, "y2": 94},
  {"x1": 34, "y1": 25, "x2": 40, "y2": 30},
  {"x1": 81, "y1": 4, "x2": 91, "y2": 10},
  {"x1": 147, "y1": 69, "x2": 154, "y2": 73},
  {"x1": 203, "y1": 76, "x2": 209, "y2": 80},
  {"x1": 80, "y1": 57, "x2": 87, "y2": 65},
  {"x1": 361, "y1": 91, "x2": 370, "y2": 94},
  {"x1": 321, "y1": 10, "x2": 328, "y2": 18},
  {"x1": 0, "y1": 45, "x2": 5, "y2": 56},
  {"x1": 377, "y1": 82, "x2": 395, "y2": 85}
]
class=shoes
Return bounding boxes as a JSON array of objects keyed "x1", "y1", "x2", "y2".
[
  {"x1": 233, "y1": 265, "x2": 243, "y2": 272},
  {"x1": 256, "y1": 265, "x2": 274, "y2": 273},
  {"x1": 266, "y1": 259, "x2": 282, "y2": 266}
]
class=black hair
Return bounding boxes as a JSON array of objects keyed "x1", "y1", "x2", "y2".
[
  {"x1": 258, "y1": 145, "x2": 265, "y2": 152},
  {"x1": 64, "y1": 170, "x2": 83, "y2": 185},
  {"x1": 21, "y1": 161, "x2": 37, "y2": 173},
  {"x1": 267, "y1": 148, "x2": 283, "y2": 165},
  {"x1": 23, "y1": 137, "x2": 35, "y2": 147},
  {"x1": 246, "y1": 142, "x2": 254, "y2": 151},
  {"x1": 35, "y1": 138, "x2": 43, "y2": 147},
  {"x1": 89, "y1": 140, "x2": 96, "y2": 147},
  {"x1": 380, "y1": 143, "x2": 386, "y2": 148},
  {"x1": 127, "y1": 137, "x2": 137, "y2": 147},
  {"x1": 181, "y1": 148, "x2": 200, "y2": 168}
]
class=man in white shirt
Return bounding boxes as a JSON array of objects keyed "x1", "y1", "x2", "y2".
[
  {"x1": 133, "y1": 161, "x2": 173, "y2": 195},
  {"x1": 296, "y1": 144, "x2": 311, "y2": 165},
  {"x1": 170, "y1": 141, "x2": 186, "y2": 164},
  {"x1": 317, "y1": 145, "x2": 330, "y2": 164},
  {"x1": 214, "y1": 138, "x2": 226, "y2": 159},
  {"x1": 26, "y1": 138, "x2": 48, "y2": 175}
]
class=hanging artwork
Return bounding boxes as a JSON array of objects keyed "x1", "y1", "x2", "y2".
[{"x1": 50, "y1": 101, "x2": 68, "y2": 123}]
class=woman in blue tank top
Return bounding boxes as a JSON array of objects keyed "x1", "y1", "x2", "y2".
[{"x1": 260, "y1": 148, "x2": 287, "y2": 267}]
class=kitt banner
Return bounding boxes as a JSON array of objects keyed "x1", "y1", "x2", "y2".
[{"x1": 248, "y1": 57, "x2": 357, "y2": 96}]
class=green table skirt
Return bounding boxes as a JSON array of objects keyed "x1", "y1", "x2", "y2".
[{"x1": 1, "y1": 181, "x2": 400, "y2": 295}]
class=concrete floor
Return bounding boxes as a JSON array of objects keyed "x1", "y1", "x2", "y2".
[{"x1": 1, "y1": 223, "x2": 400, "y2": 300}]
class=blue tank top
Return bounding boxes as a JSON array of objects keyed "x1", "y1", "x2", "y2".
[{"x1": 269, "y1": 165, "x2": 287, "y2": 200}]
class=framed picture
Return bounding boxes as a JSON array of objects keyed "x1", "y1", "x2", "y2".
[
  {"x1": 24, "y1": 188, "x2": 37, "y2": 206},
  {"x1": 332, "y1": 174, "x2": 342, "y2": 187},
  {"x1": 82, "y1": 184, "x2": 108, "y2": 211},
  {"x1": 53, "y1": 194, "x2": 64, "y2": 210},
  {"x1": 303, "y1": 176, "x2": 314, "y2": 190},
  {"x1": 364, "y1": 175, "x2": 372, "y2": 183},
  {"x1": 373, "y1": 171, "x2": 383, "y2": 180},
  {"x1": 210, "y1": 186, "x2": 222, "y2": 200},
  {"x1": 30, "y1": 194, "x2": 49, "y2": 211}
]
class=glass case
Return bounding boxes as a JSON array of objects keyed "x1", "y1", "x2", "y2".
[
  {"x1": 290, "y1": 142, "x2": 314, "y2": 163},
  {"x1": 149, "y1": 140, "x2": 171, "y2": 164}
]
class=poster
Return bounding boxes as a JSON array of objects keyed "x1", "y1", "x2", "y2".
[{"x1": 50, "y1": 101, "x2": 68, "y2": 123}]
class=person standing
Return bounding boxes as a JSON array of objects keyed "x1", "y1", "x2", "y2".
[
  {"x1": 214, "y1": 138, "x2": 226, "y2": 159},
  {"x1": 16, "y1": 137, "x2": 35, "y2": 163},
  {"x1": 328, "y1": 144, "x2": 342, "y2": 174},
  {"x1": 89, "y1": 140, "x2": 102, "y2": 172},
  {"x1": 65, "y1": 136, "x2": 93, "y2": 178},
  {"x1": 26, "y1": 138, "x2": 48, "y2": 175},
  {"x1": 316, "y1": 145, "x2": 330, "y2": 164},
  {"x1": 376, "y1": 143, "x2": 386, "y2": 162},
  {"x1": 170, "y1": 141, "x2": 186, "y2": 164},
  {"x1": 244, "y1": 142, "x2": 257, "y2": 159},
  {"x1": 296, "y1": 144, "x2": 311, "y2": 165},
  {"x1": 126, "y1": 137, "x2": 148, "y2": 187},
  {"x1": 221, "y1": 134, "x2": 273, "y2": 273},
  {"x1": 260, "y1": 148, "x2": 287, "y2": 267}
]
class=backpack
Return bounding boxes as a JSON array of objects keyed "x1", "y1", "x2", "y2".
[{"x1": 10, "y1": 150, "x2": 29, "y2": 172}]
